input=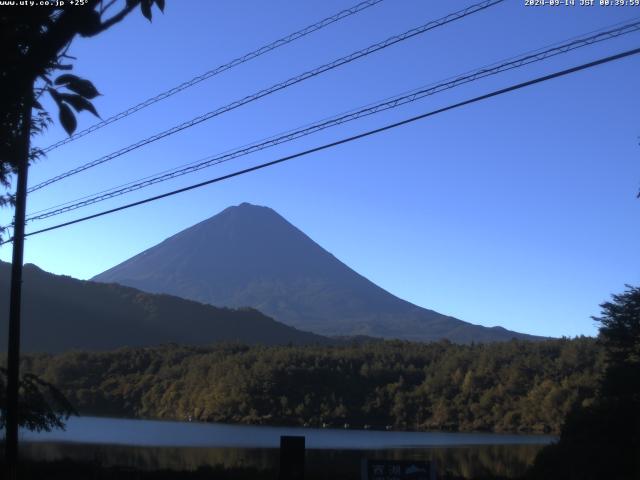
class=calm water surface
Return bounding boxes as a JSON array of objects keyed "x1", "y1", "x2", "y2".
[
  {"x1": 20, "y1": 416, "x2": 555, "y2": 448},
  {"x1": 18, "y1": 417, "x2": 556, "y2": 478}
]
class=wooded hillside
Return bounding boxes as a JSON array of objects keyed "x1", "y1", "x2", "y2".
[{"x1": 17, "y1": 338, "x2": 602, "y2": 434}]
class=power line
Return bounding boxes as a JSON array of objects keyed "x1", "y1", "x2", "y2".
[
  {"x1": 28, "y1": 0, "x2": 505, "y2": 194},
  {"x1": 7, "y1": 45, "x2": 638, "y2": 245},
  {"x1": 24, "y1": 19, "x2": 640, "y2": 222},
  {"x1": 39, "y1": 0, "x2": 387, "y2": 154},
  {"x1": 27, "y1": 15, "x2": 640, "y2": 219},
  {"x1": 32, "y1": 0, "x2": 502, "y2": 191}
]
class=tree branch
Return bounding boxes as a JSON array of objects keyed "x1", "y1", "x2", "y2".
[
  {"x1": 21, "y1": 1, "x2": 140, "y2": 81},
  {"x1": 100, "y1": 0, "x2": 118, "y2": 15},
  {"x1": 87, "y1": 2, "x2": 137, "y2": 37}
]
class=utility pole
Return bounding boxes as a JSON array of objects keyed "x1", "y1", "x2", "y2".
[{"x1": 5, "y1": 87, "x2": 32, "y2": 478}]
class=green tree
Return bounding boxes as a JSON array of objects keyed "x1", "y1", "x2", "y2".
[
  {"x1": 595, "y1": 285, "x2": 640, "y2": 400},
  {"x1": 528, "y1": 286, "x2": 640, "y2": 480},
  {"x1": 0, "y1": 368, "x2": 75, "y2": 432}
]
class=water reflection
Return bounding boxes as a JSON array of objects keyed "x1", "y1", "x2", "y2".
[{"x1": 21, "y1": 442, "x2": 544, "y2": 479}]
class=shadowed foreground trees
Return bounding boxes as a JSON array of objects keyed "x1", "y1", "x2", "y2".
[
  {"x1": 0, "y1": 0, "x2": 165, "y2": 213},
  {"x1": 2, "y1": 3, "x2": 165, "y2": 473},
  {"x1": 527, "y1": 285, "x2": 640, "y2": 480},
  {"x1": 0, "y1": 368, "x2": 75, "y2": 433}
]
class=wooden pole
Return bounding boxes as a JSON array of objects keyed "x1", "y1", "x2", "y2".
[
  {"x1": 279, "y1": 435, "x2": 305, "y2": 480},
  {"x1": 5, "y1": 88, "x2": 32, "y2": 478}
]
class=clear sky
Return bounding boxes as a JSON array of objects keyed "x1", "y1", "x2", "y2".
[{"x1": 1, "y1": 0, "x2": 639, "y2": 338}]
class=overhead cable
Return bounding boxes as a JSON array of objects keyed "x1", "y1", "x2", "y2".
[
  {"x1": 24, "y1": 19, "x2": 640, "y2": 222},
  {"x1": 6, "y1": 45, "x2": 638, "y2": 244},
  {"x1": 40, "y1": 0, "x2": 387, "y2": 154},
  {"x1": 28, "y1": 0, "x2": 505, "y2": 193}
]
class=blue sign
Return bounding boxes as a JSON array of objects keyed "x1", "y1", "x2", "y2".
[{"x1": 362, "y1": 459, "x2": 434, "y2": 480}]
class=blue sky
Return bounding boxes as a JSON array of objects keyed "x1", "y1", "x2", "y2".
[{"x1": 1, "y1": 0, "x2": 639, "y2": 337}]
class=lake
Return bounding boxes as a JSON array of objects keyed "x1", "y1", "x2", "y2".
[{"x1": 18, "y1": 416, "x2": 556, "y2": 478}]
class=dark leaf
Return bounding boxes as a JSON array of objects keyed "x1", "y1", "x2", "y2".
[
  {"x1": 59, "y1": 93, "x2": 100, "y2": 118},
  {"x1": 48, "y1": 87, "x2": 63, "y2": 106},
  {"x1": 56, "y1": 74, "x2": 100, "y2": 99},
  {"x1": 141, "y1": 0, "x2": 152, "y2": 21},
  {"x1": 77, "y1": 10, "x2": 102, "y2": 37},
  {"x1": 59, "y1": 103, "x2": 77, "y2": 136},
  {"x1": 155, "y1": 0, "x2": 165, "y2": 12},
  {"x1": 65, "y1": 78, "x2": 100, "y2": 99},
  {"x1": 127, "y1": 0, "x2": 138, "y2": 6},
  {"x1": 54, "y1": 74, "x2": 82, "y2": 86},
  {"x1": 33, "y1": 100, "x2": 44, "y2": 110}
]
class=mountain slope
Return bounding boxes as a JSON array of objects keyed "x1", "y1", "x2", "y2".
[
  {"x1": 0, "y1": 261, "x2": 330, "y2": 353},
  {"x1": 94, "y1": 203, "x2": 540, "y2": 343}
]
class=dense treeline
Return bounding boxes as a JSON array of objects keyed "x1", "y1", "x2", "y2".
[
  {"x1": 525, "y1": 285, "x2": 640, "y2": 479},
  {"x1": 16, "y1": 338, "x2": 602, "y2": 434}
]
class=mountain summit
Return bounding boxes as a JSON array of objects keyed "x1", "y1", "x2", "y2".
[{"x1": 94, "y1": 203, "x2": 538, "y2": 343}]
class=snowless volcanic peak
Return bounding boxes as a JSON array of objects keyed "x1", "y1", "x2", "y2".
[{"x1": 94, "y1": 203, "x2": 542, "y2": 343}]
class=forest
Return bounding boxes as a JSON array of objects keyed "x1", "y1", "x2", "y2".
[{"x1": 14, "y1": 337, "x2": 602, "y2": 435}]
